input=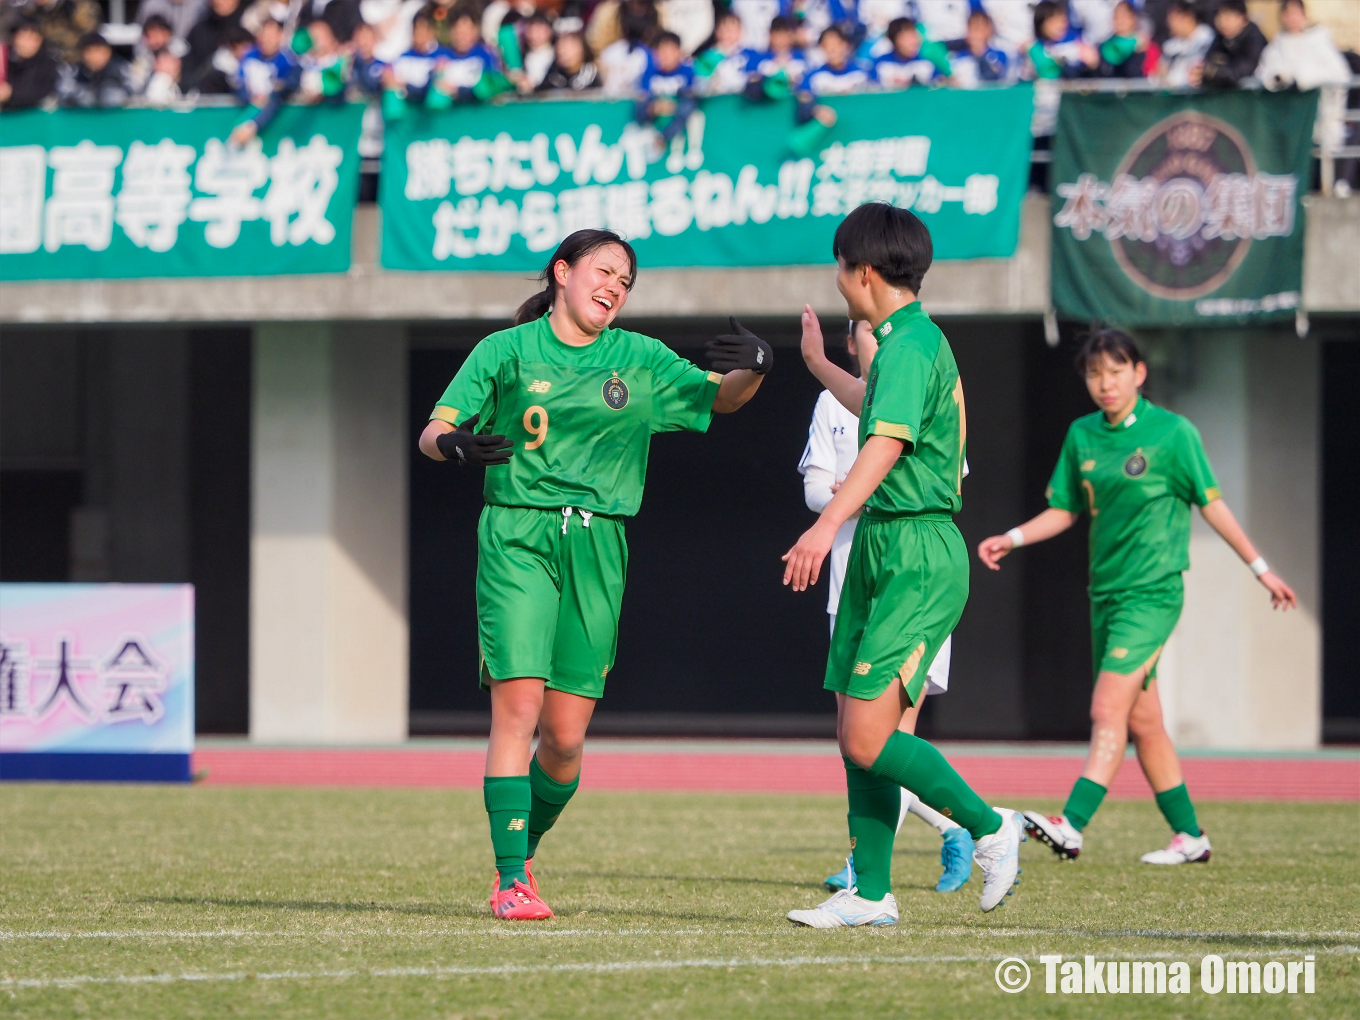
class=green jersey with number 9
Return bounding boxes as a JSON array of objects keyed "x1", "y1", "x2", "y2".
[{"x1": 431, "y1": 314, "x2": 723, "y2": 517}]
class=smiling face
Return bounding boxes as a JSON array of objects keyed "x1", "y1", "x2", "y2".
[
  {"x1": 1084, "y1": 352, "x2": 1146, "y2": 419},
  {"x1": 554, "y1": 244, "x2": 632, "y2": 334}
]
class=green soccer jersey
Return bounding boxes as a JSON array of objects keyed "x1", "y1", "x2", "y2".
[
  {"x1": 431, "y1": 314, "x2": 723, "y2": 517},
  {"x1": 859, "y1": 302, "x2": 966, "y2": 516},
  {"x1": 1047, "y1": 396, "x2": 1221, "y2": 595}
]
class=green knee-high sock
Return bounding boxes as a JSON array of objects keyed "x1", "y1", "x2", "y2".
[
  {"x1": 870, "y1": 732, "x2": 1002, "y2": 840},
  {"x1": 1062, "y1": 777, "x2": 1107, "y2": 832},
  {"x1": 527, "y1": 756, "x2": 579, "y2": 859},
  {"x1": 1154, "y1": 783, "x2": 1201, "y2": 837},
  {"x1": 843, "y1": 757, "x2": 899, "y2": 902},
  {"x1": 483, "y1": 775, "x2": 531, "y2": 891}
]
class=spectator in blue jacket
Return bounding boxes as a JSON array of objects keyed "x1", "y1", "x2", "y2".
[
  {"x1": 949, "y1": 9, "x2": 1014, "y2": 86},
  {"x1": 429, "y1": 7, "x2": 507, "y2": 104},
  {"x1": 390, "y1": 11, "x2": 452, "y2": 108},
  {"x1": 229, "y1": 18, "x2": 300, "y2": 143},
  {"x1": 636, "y1": 30, "x2": 697, "y2": 147},
  {"x1": 805, "y1": 23, "x2": 875, "y2": 95},
  {"x1": 873, "y1": 16, "x2": 952, "y2": 89}
]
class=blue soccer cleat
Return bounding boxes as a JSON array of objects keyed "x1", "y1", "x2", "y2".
[
  {"x1": 824, "y1": 855, "x2": 855, "y2": 892},
  {"x1": 935, "y1": 827, "x2": 975, "y2": 892}
]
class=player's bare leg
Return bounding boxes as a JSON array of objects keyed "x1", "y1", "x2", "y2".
[
  {"x1": 1130, "y1": 680, "x2": 1210, "y2": 864},
  {"x1": 1024, "y1": 667, "x2": 1145, "y2": 860}
]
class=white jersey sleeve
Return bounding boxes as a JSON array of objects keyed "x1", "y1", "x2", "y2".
[{"x1": 798, "y1": 390, "x2": 841, "y2": 513}]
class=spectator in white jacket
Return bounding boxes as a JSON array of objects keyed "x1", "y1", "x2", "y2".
[
  {"x1": 1257, "y1": 0, "x2": 1351, "y2": 152},
  {"x1": 1157, "y1": 0, "x2": 1213, "y2": 87}
]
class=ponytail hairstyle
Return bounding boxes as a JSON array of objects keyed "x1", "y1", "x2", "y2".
[
  {"x1": 1075, "y1": 328, "x2": 1145, "y2": 376},
  {"x1": 512, "y1": 229, "x2": 638, "y2": 326}
]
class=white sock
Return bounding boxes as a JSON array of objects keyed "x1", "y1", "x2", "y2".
[{"x1": 898, "y1": 788, "x2": 962, "y2": 835}]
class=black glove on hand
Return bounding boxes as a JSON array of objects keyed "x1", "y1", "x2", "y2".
[
  {"x1": 435, "y1": 414, "x2": 514, "y2": 466},
  {"x1": 707, "y1": 316, "x2": 773, "y2": 375}
]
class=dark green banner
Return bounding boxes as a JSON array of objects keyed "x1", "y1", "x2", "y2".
[
  {"x1": 0, "y1": 105, "x2": 363, "y2": 281},
  {"x1": 380, "y1": 88, "x2": 1034, "y2": 271},
  {"x1": 1051, "y1": 90, "x2": 1318, "y2": 327}
]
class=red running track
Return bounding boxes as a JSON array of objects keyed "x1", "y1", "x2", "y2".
[{"x1": 194, "y1": 747, "x2": 1360, "y2": 801}]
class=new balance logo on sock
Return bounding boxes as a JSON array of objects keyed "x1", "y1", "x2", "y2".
[{"x1": 507, "y1": 818, "x2": 526, "y2": 830}]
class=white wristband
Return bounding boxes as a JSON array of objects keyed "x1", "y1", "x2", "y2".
[
  {"x1": 1249, "y1": 557, "x2": 1270, "y2": 578},
  {"x1": 1006, "y1": 527, "x2": 1026, "y2": 548}
]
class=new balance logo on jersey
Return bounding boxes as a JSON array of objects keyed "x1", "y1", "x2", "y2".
[
  {"x1": 528, "y1": 380, "x2": 551, "y2": 393},
  {"x1": 507, "y1": 818, "x2": 526, "y2": 830},
  {"x1": 853, "y1": 661, "x2": 872, "y2": 675}
]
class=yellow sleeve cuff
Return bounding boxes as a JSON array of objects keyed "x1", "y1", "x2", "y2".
[
  {"x1": 430, "y1": 406, "x2": 460, "y2": 426},
  {"x1": 870, "y1": 421, "x2": 914, "y2": 442},
  {"x1": 706, "y1": 371, "x2": 724, "y2": 385},
  {"x1": 1201, "y1": 486, "x2": 1222, "y2": 505}
]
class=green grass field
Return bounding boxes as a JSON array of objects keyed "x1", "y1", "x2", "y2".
[{"x1": 1, "y1": 785, "x2": 1356, "y2": 1019}]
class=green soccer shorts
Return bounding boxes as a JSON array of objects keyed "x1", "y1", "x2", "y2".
[
  {"x1": 825, "y1": 513, "x2": 969, "y2": 705},
  {"x1": 1090, "y1": 576, "x2": 1184, "y2": 687},
  {"x1": 476, "y1": 504, "x2": 628, "y2": 699}
]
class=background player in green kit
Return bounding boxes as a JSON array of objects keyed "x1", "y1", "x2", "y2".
[
  {"x1": 417, "y1": 229, "x2": 769, "y2": 921},
  {"x1": 783, "y1": 203, "x2": 1026, "y2": 927},
  {"x1": 978, "y1": 329, "x2": 1298, "y2": 866}
]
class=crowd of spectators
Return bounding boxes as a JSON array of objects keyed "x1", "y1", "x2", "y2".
[{"x1": 0, "y1": 0, "x2": 1355, "y2": 173}]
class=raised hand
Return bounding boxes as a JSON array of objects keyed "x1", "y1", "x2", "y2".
[
  {"x1": 435, "y1": 413, "x2": 515, "y2": 467},
  {"x1": 707, "y1": 317, "x2": 773, "y2": 375},
  {"x1": 800, "y1": 304, "x2": 827, "y2": 368}
]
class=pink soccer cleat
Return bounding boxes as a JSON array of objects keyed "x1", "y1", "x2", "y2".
[{"x1": 490, "y1": 878, "x2": 554, "y2": 921}]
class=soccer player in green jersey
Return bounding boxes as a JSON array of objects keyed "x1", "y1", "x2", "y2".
[
  {"x1": 783, "y1": 204, "x2": 1026, "y2": 926},
  {"x1": 418, "y1": 229, "x2": 769, "y2": 921},
  {"x1": 978, "y1": 329, "x2": 1297, "y2": 865}
]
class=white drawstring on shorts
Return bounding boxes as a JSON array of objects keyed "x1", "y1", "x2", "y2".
[{"x1": 561, "y1": 507, "x2": 593, "y2": 533}]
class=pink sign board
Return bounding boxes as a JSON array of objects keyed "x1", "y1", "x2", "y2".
[{"x1": 0, "y1": 584, "x2": 194, "y2": 755}]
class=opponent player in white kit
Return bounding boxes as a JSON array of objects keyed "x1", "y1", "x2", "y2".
[{"x1": 798, "y1": 319, "x2": 975, "y2": 894}]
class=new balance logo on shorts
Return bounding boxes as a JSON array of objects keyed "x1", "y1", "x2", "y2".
[
  {"x1": 507, "y1": 818, "x2": 526, "y2": 830},
  {"x1": 852, "y1": 662, "x2": 872, "y2": 675}
]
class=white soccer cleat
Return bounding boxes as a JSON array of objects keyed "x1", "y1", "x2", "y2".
[
  {"x1": 786, "y1": 886, "x2": 899, "y2": 928},
  {"x1": 974, "y1": 808, "x2": 1025, "y2": 912},
  {"x1": 1022, "y1": 810, "x2": 1084, "y2": 860},
  {"x1": 1141, "y1": 831, "x2": 1212, "y2": 865}
]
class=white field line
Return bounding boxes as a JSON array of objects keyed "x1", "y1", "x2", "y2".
[
  {"x1": 2, "y1": 946, "x2": 1357, "y2": 992},
  {"x1": 2, "y1": 927, "x2": 1357, "y2": 942}
]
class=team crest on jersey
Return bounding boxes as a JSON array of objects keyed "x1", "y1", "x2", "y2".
[
  {"x1": 1124, "y1": 450, "x2": 1149, "y2": 478},
  {"x1": 602, "y1": 373, "x2": 629, "y2": 410}
]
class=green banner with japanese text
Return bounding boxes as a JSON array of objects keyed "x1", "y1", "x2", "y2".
[
  {"x1": 0, "y1": 105, "x2": 363, "y2": 280},
  {"x1": 1050, "y1": 89, "x2": 1318, "y2": 327},
  {"x1": 379, "y1": 87, "x2": 1034, "y2": 271}
]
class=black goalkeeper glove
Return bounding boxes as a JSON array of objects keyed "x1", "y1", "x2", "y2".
[
  {"x1": 435, "y1": 414, "x2": 514, "y2": 466},
  {"x1": 707, "y1": 316, "x2": 773, "y2": 375}
]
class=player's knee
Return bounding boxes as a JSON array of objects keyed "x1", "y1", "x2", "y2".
[
  {"x1": 536, "y1": 722, "x2": 585, "y2": 763},
  {"x1": 1128, "y1": 705, "x2": 1164, "y2": 742},
  {"x1": 838, "y1": 731, "x2": 884, "y2": 771}
]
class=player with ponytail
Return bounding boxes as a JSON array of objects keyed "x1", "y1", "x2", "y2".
[{"x1": 418, "y1": 229, "x2": 770, "y2": 920}]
